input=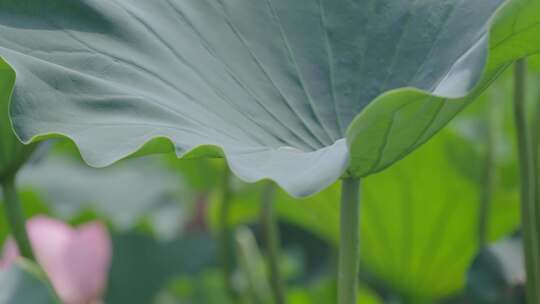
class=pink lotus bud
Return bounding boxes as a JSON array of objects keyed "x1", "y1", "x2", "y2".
[{"x1": 0, "y1": 216, "x2": 112, "y2": 304}]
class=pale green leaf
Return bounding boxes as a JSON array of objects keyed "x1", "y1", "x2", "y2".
[{"x1": 0, "y1": 1, "x2": 538, "y2": 196}]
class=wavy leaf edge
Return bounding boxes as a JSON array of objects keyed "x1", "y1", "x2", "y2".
[{"x1": 2, "y1": 0, "x2": 537, "y2": 197}]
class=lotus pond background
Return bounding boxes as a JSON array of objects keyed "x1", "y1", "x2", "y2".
[
  {"x1": 1, "y1": 1, "x2": 540, "y2": 302},
  {"x1": 1, "y1": 51, "x2": 540, "y2": 303}
]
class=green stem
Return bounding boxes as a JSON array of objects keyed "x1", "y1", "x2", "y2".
[
  {"x1": 261, "y1": 182, "x2": 286, "y2": 304},
  {"x1": 235, "y1": 227, "x2": 272, "y2": 304},
  {"x1": 533, "y1": 76, "x2": 540, "y2": 179},
  {"x1": 513, "y1": 59, "x2": 540, "y2": 304},
  {"x1": 478, "y1": 98, "x2": 497, "y2": 247},
  {"x1": 1, "y1": 174, "x2": 35, "y2": 261},
  {"x1": 218, "y1": 167, "x2": 235, "y2": 298},
  {"x1": 338, "y1": 177, "x2": 361, "y2": 304}
]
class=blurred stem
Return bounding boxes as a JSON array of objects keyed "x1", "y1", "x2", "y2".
[
  {"x1": 260, "y1": 182, "x2": 286, "y2": 304},
  {"x1": 478, "y1": 98, "x2": 497, "y2": 247},
  {"x1": 235, "y1": 227, "x2": 272, "y2": 304},
  {"x1": 513, "y1": 59, "x2": 540, "y2": 304},
  {"x1": 533, "y1": 76, "x2": 540, "y2": 184},
  {"x1": 218, "y1": 167, "x2": 235, "y2": 298},
  {"x1": 338, "y1": 177, "x2": 361, "y2": 304},
  {"x1": 0, "y1": 174, "x2": 35, "y2": 261}
]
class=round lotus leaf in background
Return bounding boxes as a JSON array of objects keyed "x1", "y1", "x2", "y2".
[{"x1": 0, "y1": 0, "x2": 539, "y2": 196}]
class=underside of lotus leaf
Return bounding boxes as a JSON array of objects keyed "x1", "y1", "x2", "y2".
[
  {"x1": 0, "y1": 59, "x2": 34, "y2": 180},
  {"x1": 0, "y1": 0, "x2": 539, "y2": 196}
]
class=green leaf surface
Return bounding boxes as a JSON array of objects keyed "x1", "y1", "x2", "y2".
[
  {"x1": 106, "y1": 232, "x2": 216, "y2": 304},
  {"x1": 0, "y1": 1, "x2": 538, "y2": 196},
  {"x1": 159, "y1": 271, "x2": 381, "y2": 304},
  {"x1": 157, "y1": 270, "x2": 236, "y2": 304},
  {"x1": 346, "y1": 0, "x2": 540, "y2": 178},
  {"x1": 0, "y1": 58, "x2": 33, "y2": 181},
  {"x1": 0, "y1": 259, "x2": 58, "y2": 304},
  {"x1": 287, "y1": 280, "x2": 381, "y2": 304},
  {"x1": 160, "y1": 156, "x2": 223, "y2": 192},
  {"x1": 357, "y1": 131, "x2": 518, "y2": 301}
]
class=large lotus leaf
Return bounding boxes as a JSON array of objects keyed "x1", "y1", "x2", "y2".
[
  {"x1": 208, "y1": 97, "x2": 521, "y2": 301},
  {"x1": 0, "y1": 1, "x2": 539, "y2": 196},
  {"x1": 0, "y1": 58, "x2": 34, "y2": 181}
]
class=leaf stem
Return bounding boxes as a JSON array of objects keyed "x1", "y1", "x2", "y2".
[
  {"x1": 261, "y1": 182, "x2": 286, "y2": 304},
  {"x1": 478, "y1": 97, "x2": 497, "y2": 247},
  {"x1": 235, "y1": 227, "x2": 272, "y2": 303},
  {"x1": 0, "y1": 174, "x2": 35, "y2": 261},
  {"x1": 513, "y1": 59, "x2": 540, "y2": 304},
  {"x1": 218, "y1": 167, "x2": 235, "y2": 298},
  {"x1": 338, "y1": 177, "x2": 361, "y2": 304}
]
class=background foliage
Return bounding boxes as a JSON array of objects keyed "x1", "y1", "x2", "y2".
[{"x1": 1, "y1": 2, "x2": 540, "y2": 303}]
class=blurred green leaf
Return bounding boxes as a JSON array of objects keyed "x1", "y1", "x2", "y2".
[
  {"x1": 289, "y1": 131, "x2": 517, "y2": 301},
  {"x1": 161, "y1": 156, "x2": 223, "y2": 192},
  {"x1": 158, "y1": 270, "x2": 234, "y2": 304},
  {"x1": 16, "y1": 155, "x2": 190, "y2": 238},
  {"x1": 465, "y1": 237, "x2": 525, "y2": 304},
  {"x1": 0, "y1": 259, "x2": 58, "y2": 304},
  {"x1": 105, "y1": 231, "x2": 216, "y2": 304},
  {"x1": 158, "y1": 267, "x2": 383, "y2": 304},
  {"x1": 287, "y1": 279, "x2": 381, "y2": 304}
]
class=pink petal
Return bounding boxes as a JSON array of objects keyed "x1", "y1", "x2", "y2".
[
  {"x1": 0, "y1": 216, "x2": 112, "y2": 304},
  {"x1": 27, "y1": 216, "x2": 73, "y2": 278},
  {"x1": 1, "y1": 216, "x2": 72, "y2": 271},
  {"x1": 56, "y1": 222, "x2": 112, "y2": 304},
  {"x1": 0, "y1": 238, "x2": 19, "y2": 269}
]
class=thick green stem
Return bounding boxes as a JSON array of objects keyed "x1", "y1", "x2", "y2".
[
  {"x1": 338, "y1": 178, "x2": 361, "y2": 304},
  {"x1": 1, "y1": 175, "x2": 35, "y2": 261},
  {"x1": 218, "y1": 167, "x2": 235, "y2": 298},
  {"x1": 513, "y1": 59, "x2": 540, "y2": 304},
  {"x1": 261, "y1": 182, "x2": 286, "y2": 304}
]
